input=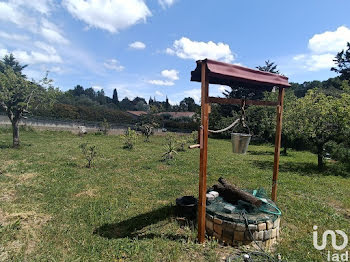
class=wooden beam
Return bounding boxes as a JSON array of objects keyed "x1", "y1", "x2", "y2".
[
  {"x1": 198, "y1": 61, "x2": 209, "y2": 243},
  {"x1": 271, "y1": 87, "x2": 285, "y2": 202},
  {"x1": 207, "y1": 96, "x2": 278, "y2": 107}
]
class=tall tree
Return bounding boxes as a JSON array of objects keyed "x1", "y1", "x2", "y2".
[
  {"x1": 288, "y1": 90, "x2": 345, "y2": 169},
  {"x1": 112, "y1": 88, "x2": 119, "y2": 104},
  {"x1": 331, "y1": 42, "x2": 350, "y2": 80},
  {"x1": 179, "y1": 97, "x2": 197, "y2": 112},
  {"x1": 165, "y1": 96, "x2": 170, "y2": 111},
  {"x1": 0, "y1": 53, "x2": 27, "y2": 76},
  {"x1": 0, "y1": 56, "x2": 57, "y2": 147},
  {"x1": 256, "y1": 60, "x2": 280, "y2": 74}
]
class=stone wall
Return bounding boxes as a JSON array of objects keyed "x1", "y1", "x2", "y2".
[{"x1": 205, "y1": 213, "x2": 280, "y2": 250}]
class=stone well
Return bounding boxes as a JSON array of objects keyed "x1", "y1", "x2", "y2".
[{"x1": 205, "y1": 197, "x2": 281, "y2": 249}]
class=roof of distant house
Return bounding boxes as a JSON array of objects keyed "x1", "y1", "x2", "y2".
[
  {"x1": 156, "y1": 112, "x2": 196, "y2": 118},
  {"x1": 126, "y1": 111, "x2": 148, "y2": 117}
]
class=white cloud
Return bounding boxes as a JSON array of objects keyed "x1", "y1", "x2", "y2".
[
  {"x1": 63, "y1": 0, "x2": 151, "y2": 33},
  {"x1": 218, "y1": 85, "x2": 229, "y2": 94},
  {"x1": 286, "y1": 26, "x2": 350, "y2": 73},
  {"x1": 161, "y1": 69, "x2": 179, "y2": 81},
  {"x1": 308, "y1": 26, "x2": 350, "y2": 54},
  {"x1": 0, "y1": 31, "x2": 29, "y2": 41},
  {"x1": 9, "y1": 0, "x2": 54, "y2": 15},
  {"x1": 304, "y1": 53, "x2": 335, "y2": 71},
  {"x1": 0, "y1": 1, "x2": 36, "y2": 29},
  {"x1": 158, "y1": 0, "x2": 176, "y2": 9},
  {"x1": 0, "y1": 48, "x2": 62, "y2": 64},
  {"x1": 147, "y1": 80, "x2": 174, "y2": 86},
  {"x1": 34, "y1": 41, "x2": 57, "y2": 55},
  {"x1": 183, "y1": 88, "x2": 201, "y2": 103},
  {"x1": 40, "y1": 19, "x2": 69, "y2": 44},
  {"x1": 155, "y1": 90, "x2": 164, "y2": 97},
  {"x1": 103, "y1": 59, "x2": 124, "y2": 72},
  {"x1": 129, "y1": 41, "x2": 146, "y2": 49},
  {"x1": 166, "y1": 37, "x2": 234, "y2": 63},
  {"x1": 92, "y1": 85, "x2": 102, "y2": 91}
]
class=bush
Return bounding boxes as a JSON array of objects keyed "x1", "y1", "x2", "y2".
[
  {"x1": 100, "y1": 118, "x2": 110, "y2": 135},
  {"x1": 177, "y1": 138, "x2": 187, "y2": 152},
  {"x1": 140, "y1": 124, "x2": 154, "y2": 142},
  {"x1": 188, "y1": 131, "x2": 198, "y2": 144},
  {"x1": 79, "y1": 143, "x2": 97, "y2": 168},
  {"x1": 162, "y1": 133, "x2": 177, "y2": 161},
  {"x1": 122, "y1": 127, "x2": 138, "y2": 149}
]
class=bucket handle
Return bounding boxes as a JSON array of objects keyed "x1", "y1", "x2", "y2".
[{"x1": 231, "y1": 120, "x2": 250, "y2": 135}]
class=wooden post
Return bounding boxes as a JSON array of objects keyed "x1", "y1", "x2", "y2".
[
  {"x1": 271, "y1": 87, "x2": 285, "y2": 202},
  {"x1": 198, "y1": 61, "x2": 209, "y2": 243}
]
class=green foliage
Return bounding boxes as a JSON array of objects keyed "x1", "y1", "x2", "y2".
[
  {"x1": 256, "y1": 60, "x2": 280, "y2": 74},
  {"x1": 177, "y1": 138, "x2": 187, "y2": 152},
  {"x1": 140, "y1": 124, "x2": 154, "y2": 142},
  {"x1": 0, "y1": 56, "x2": 57, "y2": 147},
  {"x1": 122, "y1": 127, "x2": 138, "y2": 149},
  {"x1": 100, "y1": 118, "x2": 110, "y2": 135},
  {"x1": 286, "y1": 90, "x2": 350, "y2": 168},
  {"x1": 331, "y1": 42, "x2": 350, "y2": 80},
  {"x1": 162, "y1": 133, "x2": 177, "y2": 161},
  {"x1": 79, "y1": 142, "x2": 97, "y2": 168},
  {"x1": 188, "y1": 131, "x2": 198, "y2": 144}
]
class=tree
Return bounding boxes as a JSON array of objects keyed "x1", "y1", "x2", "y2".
[
  {"x1": 179, "y1": 97, "x2": 198, "y2": 112},
  {"x1": 112, "y1": 88, "x2": 119, "y2": 104},
  {"x1": 288, "y1": 90, "x2": 344, "y2": 169},
  {"x1": 256, "y1": 60, "x2": 280, "y2": 74},
  {"x1": 0, "y1": 53, "x2": 27, "y2": 77},
  {"x1": 72, "y1": 85, "x2": 85, "y2": 97},
  {"x1": 331, "y1": 42, "x2": 350, "y2": 80},
  {"x1": 165, "y1": 96, "x2": 170, "y2": 111},
  {"x1": 0, "y1": 56, "x2": 57, "y2": 147}
]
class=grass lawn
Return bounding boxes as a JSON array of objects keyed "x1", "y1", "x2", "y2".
[{"x1": 0, "y1": 129, "x2": 349, "y2": 261}]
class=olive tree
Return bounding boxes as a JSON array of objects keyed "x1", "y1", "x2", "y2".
[{"x1": 0, "y1": 55, "x2": 57, "y2": 147}]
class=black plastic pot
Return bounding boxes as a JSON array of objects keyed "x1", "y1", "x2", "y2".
[{"x1": 175, "y1": 196, "x2": 198, "y2": 220}]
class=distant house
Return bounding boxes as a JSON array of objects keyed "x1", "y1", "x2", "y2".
[
  {"x1": 126, "y1": 111, "x2": 148, "y2": 118},
  {"x1": 156, "y1": 112, "x2": 196, "y2": 119}
]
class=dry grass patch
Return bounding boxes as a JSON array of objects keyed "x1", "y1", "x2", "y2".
[
  {"x1": 75, "y1": 188, "x2": 98, "y2": 198},
  {"x1": 0, "y1": 210, "x2": 51, "y2": 260}
]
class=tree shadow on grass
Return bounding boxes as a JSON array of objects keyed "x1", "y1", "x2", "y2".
[
  {"x1": 252, "y1": 159, "x2": 350, "y2": 177},
  {"x1": 94, "y1": 205, "x2": 194, "y2": 241}
]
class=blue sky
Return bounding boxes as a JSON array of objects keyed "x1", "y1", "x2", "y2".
[{"x1": 1, "y1": 0, "x2": 350, "y2": 104}]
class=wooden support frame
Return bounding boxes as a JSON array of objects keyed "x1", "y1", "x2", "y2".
[
  {"x1": 197, "y1": 60, "x2": 286, "y2": 243},
  {"x1": 271, "y1": 87, "x2": 285, "y2": 202},
  {"x1": 198, "y1": 62, "x2": 209, "y2": 243}
]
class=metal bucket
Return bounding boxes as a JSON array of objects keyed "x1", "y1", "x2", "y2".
[{"x1": 231, "y1": 132, "x2": 251, "y2": 154}]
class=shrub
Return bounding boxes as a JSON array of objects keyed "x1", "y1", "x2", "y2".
[
  {"x1": 100, "y1": 118, "x2": 110, "y2": 135},
  {"x1": 162, "y1": 133, "x2": 178, "y2": 161},
  {"x1": 188, "y1": 131, "x2": 198, "y2": 144},
  {"x1": 79, "y1": 143, "x2": 97, "y2": 168},
  {"x1": 140, "y1": 124, "x2": 154, "y2": 142},
  {"x1": 122, "y1": 127, "x2": 138, "y2": 149},
  {"x1": 177, "y1": 138, "x2": 187, "y2": 152}
]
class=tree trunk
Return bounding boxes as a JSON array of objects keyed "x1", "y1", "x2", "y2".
[
  {"x1": 317, "y1": 144, "x2": 324, "y2": 170},
  {"x1": 12, "y1": 120, "x2": 20, "y2": 147},
  {"x1": 282, "y1": 146, "x2": 287, "y2": 156}
]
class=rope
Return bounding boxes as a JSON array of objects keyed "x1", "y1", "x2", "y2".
[{"x1": 208, "y1": 118, "x2": 240, "y2": 133}]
